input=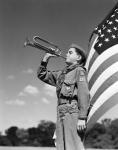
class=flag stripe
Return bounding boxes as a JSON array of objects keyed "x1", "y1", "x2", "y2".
[
  {"x1": 88, "y1": 51, "x2": 98, "y2": 72},
  {"x1": 85, "y1": 35, "x2": 98, "y2": 69},
  {"x1": 87, "y1": 93, "x2": 118, "y2": 131},
  {"x1": 88, "y1": 44, "x2": 118, "y2": 81},
  {"x1": 89, "y1": 53, "x2": 118, "y2": 90},
  {"x1": 88, "y1": 34, "x2": 98, "y2": 51},
  {"x1": 88, "y1": 81, "x2": 118, "y2": 121},
  {"x1": 90, "y1": 72, "x2": 118, "y2": 105}
]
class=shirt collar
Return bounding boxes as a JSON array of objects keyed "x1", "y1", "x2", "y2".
[{"x1": 63, "y1": 63, "x2": 81, "y2": 73}]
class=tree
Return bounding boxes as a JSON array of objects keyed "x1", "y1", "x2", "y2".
[
  {"x1": 114, "y1": 137, "x2": 118, "y2": 148},
  {"x1": 37, "y1": 120, "x2": 56, "y2": 146},
  {"x1": 0, "y1": 135, "x2": 12, "y2": 146},
  {"x1": 85, "y1": 122, "x2": 106, "y2": 148},
  {"x1": 101, "y1": 118, "x2": 111, "y2": 128},
  {"x1": 27, "y1": 127, "x2": 41, "y2": 146},
  {"x1": 93, "y1": 134, "x2": 113, "y2": 148},
  {"x1": 16, "y1": 128, "x2": 29, "y2": 146},
  {"x1": 5, "y1": 126, "x2": 19, "y2": 146},
  {"x1": 108, "y1": 119, "x2": 118, "y2": 139}
]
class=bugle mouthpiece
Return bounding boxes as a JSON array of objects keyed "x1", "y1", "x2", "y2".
[{"x1": 24, "y1": 37, "x2": 30, "y2": 47}]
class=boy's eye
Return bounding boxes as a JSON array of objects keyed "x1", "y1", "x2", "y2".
[{"x1": 69, "y1": 51, "x2": 72, "y2": 54}]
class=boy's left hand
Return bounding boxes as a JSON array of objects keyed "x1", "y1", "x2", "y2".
[{"x1": 77, "y1": 119, "x2": 86, "y2": 131}]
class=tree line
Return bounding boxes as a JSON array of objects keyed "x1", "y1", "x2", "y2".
[{"x1": 0, "y1": 118, "x2": 118, "y2": 148}]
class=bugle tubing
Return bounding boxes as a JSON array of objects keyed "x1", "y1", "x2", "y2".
[{"x1": 24, "y1": 36, "x2": 66, "y2": 59}]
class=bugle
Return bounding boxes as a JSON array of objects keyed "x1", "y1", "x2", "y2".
[{"x1": 24, "y1": 36, "x2": 65, "y2": 59}]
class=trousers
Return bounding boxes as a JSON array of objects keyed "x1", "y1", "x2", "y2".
[{"x1": 56, "y1": 112, "x2": 85, "y2": 150}]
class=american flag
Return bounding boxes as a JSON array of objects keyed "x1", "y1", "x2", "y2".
[{"x1": 86, "y1": 2, "x2": 118, "y2": 131}]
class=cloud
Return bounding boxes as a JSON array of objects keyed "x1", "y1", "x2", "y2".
[
  {"x1": 20, "y1": 85, "x2": 40, "y2": 96},
  {"x1": 24, "y1": 85, "x2": 39, "y2": 96},
  {"x1": 22, "y1": 68, "x2": 34, "y2": 74},
  {"x1": 18, "y1": 92, "x2": 27, "y2": 97},
  {"x1": 7, "y1": 75, "x2": 15, "y2": 80},
  {"x1": 43, "y1": 84, "x2": 56, "y2": 97},
  {"x1": 41, "y1": 97, "x2": 50, "y2": 104},
  {"x1": 5, "y1": 99, "x2": 25, "y2": 106}
]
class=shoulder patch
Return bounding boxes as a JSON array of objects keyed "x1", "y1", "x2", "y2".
[
  {"x1": 80, "y1": 70, "x2": 85, "y2": 76},
  {"x1": 76, "y1": 66, "x2": 87, "y2": 82},
  {"x1": 79, "y1": 69, "x2": 86, "y2": 82},
  {"x1": 79, "y1": 76, "x2": 86, "y2": 82}
]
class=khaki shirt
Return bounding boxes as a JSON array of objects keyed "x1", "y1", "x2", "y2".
[{"x1": 37, "y1": 61, "x2": 90, "y2": 120}]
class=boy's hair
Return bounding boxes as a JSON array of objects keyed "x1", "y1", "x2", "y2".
[{"x1": 70, "y1": 44, "x2": 86, "y2": 66}]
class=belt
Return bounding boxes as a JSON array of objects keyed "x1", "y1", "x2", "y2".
[
  {"x1": 57, "y1": 101, "x2": 79, "y2": 118},
  {"x1": 58, "y1": 95, "x2": 78, "y2": 105}
]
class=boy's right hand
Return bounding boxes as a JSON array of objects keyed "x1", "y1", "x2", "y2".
[{"x1": 43, "y1": 53, "x2": 57, "y2": 62}]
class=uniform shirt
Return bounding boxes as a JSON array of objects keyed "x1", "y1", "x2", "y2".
[{"x1": 37, "y1": 61, "x2": 90, "y2": 120}]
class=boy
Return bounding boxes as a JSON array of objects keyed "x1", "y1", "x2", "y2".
[{"x1": 37, "y1": 44, "x2": 90, "y2": 150}]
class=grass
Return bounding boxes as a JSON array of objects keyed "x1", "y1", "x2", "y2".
[
  {"x1": 0, "y1": 147, "x2": 56, "y2": 150},
  {"x1": 0, "y1": 147, "x2": 117, "y2": 150}
]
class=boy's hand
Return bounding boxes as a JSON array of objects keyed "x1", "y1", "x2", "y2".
[
  {"x1": 43, "y1": 53, "x2": 57, "y2": 62},
  {"x1": 77, "y1": 119, "x2": 86, "y2": 131}
]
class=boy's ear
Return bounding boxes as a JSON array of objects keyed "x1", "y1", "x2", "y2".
[{"x1": 77, "y1": 55, "x2": 81, "y2": 61}]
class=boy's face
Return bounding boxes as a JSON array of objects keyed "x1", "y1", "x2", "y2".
[{"x1": 66, "y1": 48, "x2": 81, "y2": 65}]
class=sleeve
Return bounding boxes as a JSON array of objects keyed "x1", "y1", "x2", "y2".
[
  {"x1": 76, "y1": 67, "x2": 90, "y2": 120},
  {"x1": 37, "y1": 60, "x2": 60, "y2": 87}
]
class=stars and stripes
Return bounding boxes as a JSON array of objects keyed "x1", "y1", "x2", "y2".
[
  {"x1": 94, "y1": 6, "x2": 118, "y2": 54},
  {"x1": 85, "y1": 2, "x2": 118, "y2": 131}
]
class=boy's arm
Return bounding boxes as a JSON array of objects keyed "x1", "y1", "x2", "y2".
[
  {"x1": 37, "y1": 53, "x2": 60, "y2": 86},
  {"x1": 76, "y1": 67, "x2": 90, "y2": 120}
]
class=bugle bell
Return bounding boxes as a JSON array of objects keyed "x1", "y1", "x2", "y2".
[{"x1": 24, "y1": 36, "x2": 65, "y2": 59}]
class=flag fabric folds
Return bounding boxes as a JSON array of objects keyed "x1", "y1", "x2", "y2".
[{"x1": 85, "y1": 2, "x2": 118, "y2": 131}]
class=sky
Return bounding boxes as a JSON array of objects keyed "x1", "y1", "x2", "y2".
[{"x1": 0, "y1": 0, "x2": 118, "y2": 133}]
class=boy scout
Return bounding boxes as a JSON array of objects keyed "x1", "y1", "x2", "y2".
[{"x1": 37, "y1": 44, "x2": 90, "y2": 150}]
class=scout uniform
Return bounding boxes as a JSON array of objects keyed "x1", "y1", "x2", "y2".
[{"x1": 37, "y1": 56, "x2": 89, "y2": 150}]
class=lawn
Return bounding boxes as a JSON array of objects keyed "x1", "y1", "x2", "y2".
[{"x1": 0, "y1": 147, "x2": 55, "y2": 150}]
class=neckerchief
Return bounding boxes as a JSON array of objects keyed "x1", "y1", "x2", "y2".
[{"x1": 63, "y1": 63, "x2": 82, "y2": 74}]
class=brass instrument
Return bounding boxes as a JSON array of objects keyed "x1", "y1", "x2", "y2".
[{"x1": 24, "y1": 36, "x2": 65, "y2": 59}]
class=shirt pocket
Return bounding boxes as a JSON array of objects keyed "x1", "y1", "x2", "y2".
[{"x1": 60, "y1": 80, "x2": 75, "y2": 97}]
